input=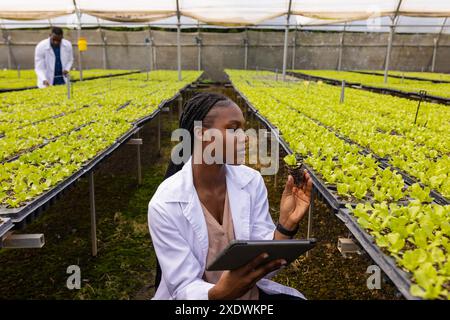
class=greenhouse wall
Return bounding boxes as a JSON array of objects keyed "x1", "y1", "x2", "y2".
[{"x1": 1, "y1": 29, "x2": 449, "y2": 81}]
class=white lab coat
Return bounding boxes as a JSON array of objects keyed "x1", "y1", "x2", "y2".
[
  {"x1": 34, "y1": 38, "x2": 73, "y2": 88},
  {"x1": 148, "y1": 157, "x2": 305, "y2": 300}
]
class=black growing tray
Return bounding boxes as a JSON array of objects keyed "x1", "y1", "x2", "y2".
[
  {"x1": 0, "y1": 70, "x2": 142, "y2": 94},
  {"x1": 349, "y1": 70, "x2": 450, "y2": 84},
  {"x1": 337, "y1": 208, "x2": 418, "y2": 300},
  {"x1": 287, "y1": 71, "x2": 450, "y2": 106},
  {"x1": 0, "y1": 217, "x2": 13, "y2": 238},
  {"x1": 279, "y1": 92, "x2": 449, "y2": 206},
  {"x1": 380, "y1": 161, "x2": 449, "y2": 206}
]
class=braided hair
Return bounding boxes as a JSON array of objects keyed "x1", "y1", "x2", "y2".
[{"x1": 164, "y1": 92, "x2": 234, "y2": 179}]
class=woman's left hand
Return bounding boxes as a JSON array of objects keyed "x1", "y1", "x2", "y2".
[{"x1": 279, "y1": 170, "x2": 313, "y2": 231}]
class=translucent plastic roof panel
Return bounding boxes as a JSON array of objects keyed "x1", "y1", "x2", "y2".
[
  {"x1": 291, "y1": 0, "x2": 399, "y2": 21},
  {"x1": 291, "y1": 0, "x2": 450, "y2": 20},
  {"x1": 0, "y1": 14, "x2": 79, "y2": 29},
  {"x1": 294, "y1": 16, "x2": 392, "y2": 33},
  {"x1": 179, "y1": 0, "x2": 289, "y2": 25},
  {"x1": 1, "y1": 0, "x2": 450, "y2": 29},
  {"x1": 0, "y1": 0, "x2": 74, "y2": 20},
  {"x1": 400, "y1": 0, "x2": 450, "y2": 17},
  {"x1": 76, "y1": 0, "x2": 177, "y2": 22}
]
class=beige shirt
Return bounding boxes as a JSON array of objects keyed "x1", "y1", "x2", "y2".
[{"x1": 200, "y1": 191, "x2": 259, "y2": 300}]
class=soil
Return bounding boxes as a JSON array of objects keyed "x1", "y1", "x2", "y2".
[{"x1": 286, "y1": 164, "x2": 305, "y2": 187}]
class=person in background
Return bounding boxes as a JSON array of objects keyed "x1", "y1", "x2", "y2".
[{"x1": 34, "y1": 27, "x2": 73, "y2": 88}]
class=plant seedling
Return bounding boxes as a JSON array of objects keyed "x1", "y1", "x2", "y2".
[{"x1": 284, "y1": 154, "x2": 305, "y2": 187}]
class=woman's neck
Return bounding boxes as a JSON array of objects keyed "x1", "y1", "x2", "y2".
[{"x1": 192, "y1": 161, "x2": 226, "y2": 190}]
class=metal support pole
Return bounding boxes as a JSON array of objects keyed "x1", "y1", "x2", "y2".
[
  {"x1": 414, "y1": 90, "x2": 427, "y2": 125},
  {"x1": 67, "y1": 73, "x2": 71, "y2": 99},
  {"x1": 178, "y1": 96, "x2": 183, "y2": 120},
  {"x1": 282, "y1": 0, "x2": 292, "y2": 81},
  {"x1": 431, "y1": 18, "x2": 447, "y2": 72},
  {"x1": 136, "y1": 130, "x2": 142, "y2": 185},
  {"x1": 306, "y1": 188, "x2": 315, "y2": 257},
  {"x1": 73, "y1": 1, "x2": 83, "y2": 80},
  {"x1": 1, "y1": 233, "x2": 45, "y2": 249},
  {"x1": 197, "y1": 40, "x2": 202, "y2": 71},
  {"x1": 157, "y1": 113, "x2": 161, "y2": 156},
  {"x1": 196, "y1": 22, "x2": 202, "y2": 71},
  {"x1": 176, "y1": 0, "x2": 182, "y2": 81},
  {"x1": 274, "y1": 170, "x2": 278, "y2": 189},
  {"x1": 151, "y1": 39, "x2": 156, "y2": 70},
  {"x1": 89, "y1": 171, "x2": 97, "y2": 257},
  {"x1": 384, "y1": 25, "x2": 394, "y2": 83},
  {"x1": 340, "y1": 80, "x2": 346, "y2": 103},
  {"x1": 383, "y1": 0, "x2": 402, "y2": 83},
  {"x1": 78, "y1": 41, "x2": 83, "y2": 80},
  {"x1": 97, "y1": 19, "x2": 108, "y2": 69},
  {"x1": 145, "y1": 34, "x2": 151, "y2": 75},
  {"x1": 101, "y1": 30, "x2": 108, "y2": 69},
  {"x1": 169, "y1": 101, "x2": 173, "y2": 131},
  {"x1": 3, "y1": 31, "x2": 12, "y2": 69},
  {"x1": 282, "y1": 25, "x2": 290, "y2": 70},
  {"x1": 291, "y1": 27, "x2": 297, "y2": 70},
  {"x1": 147, "y1": 26, "x2": 154, "y2": 71},
  {"x1": 414, "y1": 102, "x2": 421, "y2": 125},
  {"x1": 337, "y1": 23, "x2": 347, "y2": 71},
  {"x1": 431, "y1": 38, "x2": 438, "y2": 73},
  {"x1": 307, "y1": 189, "x2": 314, "y2": 239},
  {"x1": 244, "y1": 28, "x2": 249, "y2": 70}
]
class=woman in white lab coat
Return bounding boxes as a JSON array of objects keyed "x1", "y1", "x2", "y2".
[{"x1": 148, "y1": 92, "x2": 313, "y2": 300}]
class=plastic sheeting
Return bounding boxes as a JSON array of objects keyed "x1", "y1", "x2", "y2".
[
  {"x1": 77, "y1": 0, "x2": 176, "y2": 23},
  {"x1": 291, "y1": 0, "x2": 399, "y2": 21},
  {"x1": 291, "y1": 0, "x2": 450, "y2": 20},
  {"x1": 0, "y1": 0, "x2": 449, "y2": 28},
  {"x1": 0, "y1": 0, "x2": 74, "y2": 20},
  {"x1": 1, "y1": 14, "x2": 449, "y2": 34},
  {"x1": 179, "y1": 0, "x2": 290, "y2": 26}
]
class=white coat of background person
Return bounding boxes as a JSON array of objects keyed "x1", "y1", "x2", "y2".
[{"x1": 34, "y1": 27, "x2": 73, "y2": 88}]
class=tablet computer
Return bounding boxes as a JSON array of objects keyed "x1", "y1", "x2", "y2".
[{"x1": 206, "y1": 239, "x2": 317, "y2": 271}]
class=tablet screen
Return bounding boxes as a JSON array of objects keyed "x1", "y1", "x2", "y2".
[{"x1": 206, "y1": 239, "x2": 316, "y2": 271}]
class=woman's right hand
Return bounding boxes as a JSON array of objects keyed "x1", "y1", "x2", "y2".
[{"x1": 208, "y1": 253, "x2": 286, "y2": 300}]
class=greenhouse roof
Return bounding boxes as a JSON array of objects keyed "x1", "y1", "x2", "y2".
[{"x1": 0, "y1": 0, "x2": 449, "y2": 33}]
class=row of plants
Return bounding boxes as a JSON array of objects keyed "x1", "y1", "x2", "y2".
[
  {"x1": 361, "y1": 70, "x2": 450, "y2": 82},
  {"x1": 0, "y1": 71, "x2": 201, "y2": 209},
  {"x1": 226, "y1": 69, "x2": 450, "y2": 299},
  {"x1": 295, "y1": 70, "x2": 450, "y2": 99},
  {"x1": 0, "y1": 69, "x2": 136, "y2": 90},
  {"x1": 1, "y1": 73, "x2": 195, "y2": 161},
  {"x1": 265, "y1": 83, "x2": 450, "y2": 199}
]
